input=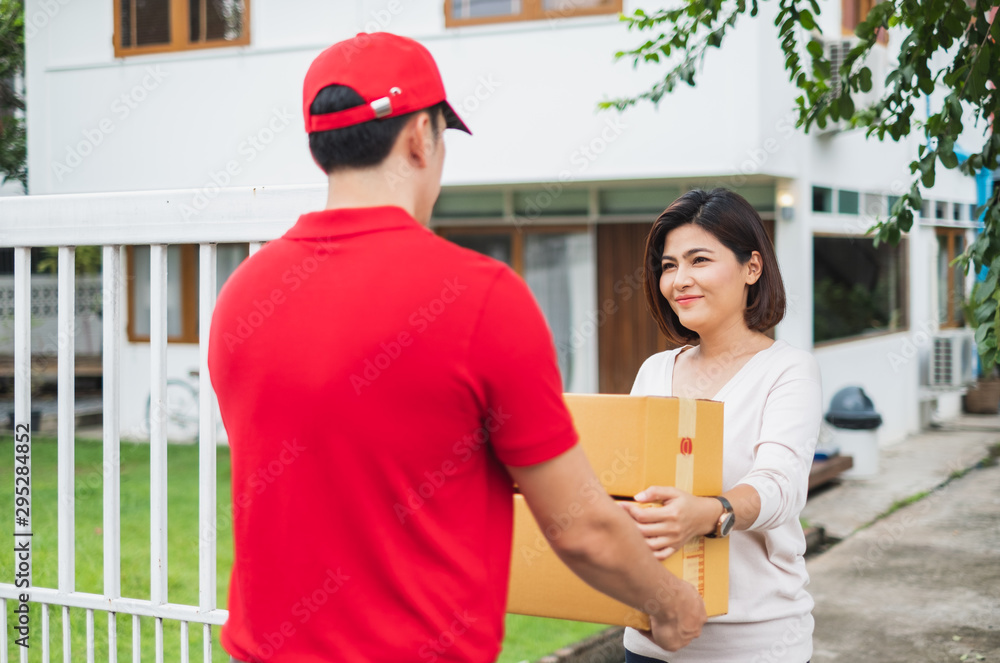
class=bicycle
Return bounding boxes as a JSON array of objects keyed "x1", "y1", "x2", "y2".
[{"x1": 145, "y1": 370, "x2": 223, "y2": 442}]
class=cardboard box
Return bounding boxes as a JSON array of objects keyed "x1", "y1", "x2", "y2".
[
  {"x1": 563, "y1": 394, "x2": 724, "y2": 498},
  {"x1": 507, "y1": 395, "x2": 728, "y2": 628},
  {"x1": 508, "y1": 495, "x2": 729, "y2": 628}
]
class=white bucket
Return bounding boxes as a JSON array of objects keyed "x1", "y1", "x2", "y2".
[{"x1": 834, "y1": 428, "x2": 879, "y2": 478}]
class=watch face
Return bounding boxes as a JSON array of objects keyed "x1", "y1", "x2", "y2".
[{"x1": 720, "y1": 514, "x2": 736, "y2": 537}]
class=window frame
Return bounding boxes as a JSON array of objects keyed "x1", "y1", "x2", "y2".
[
  {"x1": 936, "y1": 227, "x2": 967, "y2": 330},
  {"x1": 113, "y1": 0, "x2": 251, "y2": 58},
  {"x1": 444, "y1": 0, "x2": 622, "y2": 28},
  {"x1": 126, "y1": 244, "x2": 200, "y2": 344},
  {"x1": 811, "y1": 232, "x2": 910, "y2": 348}
]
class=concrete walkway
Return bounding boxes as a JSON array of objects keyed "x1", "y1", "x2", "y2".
[
  {"x1": 808, "y1": 452, "x2": 1000, "y2": 661},
  {"x1": 802, "y1": 413, "x2": 1000, "y2": 663},
  {"x1": 802, "y1": 414, "x2": 1000, "y2": 540}
]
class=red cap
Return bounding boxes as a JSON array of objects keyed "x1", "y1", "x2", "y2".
[{"x1": 303, "y1": 32, "x2": 471, "y2": 135}]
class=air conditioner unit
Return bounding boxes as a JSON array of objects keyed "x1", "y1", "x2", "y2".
[
  {"x1": 816, "y1": 38, "x2": 886, "y2": 135},
  {"x1": 929, "y1": 333, "x2": 975, "y2": 389},
  {"x1": 825, "y1": 39, "x2": 853, "y2": 96}
]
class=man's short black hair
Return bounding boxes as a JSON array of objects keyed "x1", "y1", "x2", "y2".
[{"x1": 308, "y1": 85, "x2": 446, "y2": 174}]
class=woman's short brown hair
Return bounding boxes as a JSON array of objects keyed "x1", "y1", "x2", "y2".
[{"x1": 643, "y1": 187, "x2": 786, "y2": 347}]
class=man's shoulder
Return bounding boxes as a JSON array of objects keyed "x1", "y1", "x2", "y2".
[
  {"x1": 420, "y1": 233, "x2": 522, "y2": 291},
  {"x1": 425, "y1": 233, "x2": 509, "y2": 269}
]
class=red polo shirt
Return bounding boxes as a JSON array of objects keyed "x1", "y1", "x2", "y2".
[{"x1": 209, "y1": 206, "x2": 578, "y2": 663}]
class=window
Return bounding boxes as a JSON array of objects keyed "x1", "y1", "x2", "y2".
[
  {"x1": 115, "y1": 0, "x2": 249, "y2": 57},
  {"x1": 127, "y1": 243, "x2": 249, "y2": 343},
  {"x1": 445, "y1": 0, "x2": 621, "y2": 27},
  {"x1": 935, "y1": 201, "x2": 948, "y2": 220},
  {"x1": 862, "y1": 192, "x2": 885, "y2": 218},
  {"x1": 838, "y1": 189, "x2": 859, "y2": 215},
  {"x1": 433, "y1": 191, "x2": 505, "y2": 219},
  {"x1": 600, "y1": 187, "x2": 680, "y2": 216},
  {"x1": 813, "y1": 235, "x2": 907, "y2": 344},
  {"x1": 937, "y1": 228, "x2": 967, "y2": 329},
  {"x1": 813, "y1": 186, "x2": 833, "y2": 213},
  {"x1": 437, "y1": 226, "x2": 597, "y2": 393}
]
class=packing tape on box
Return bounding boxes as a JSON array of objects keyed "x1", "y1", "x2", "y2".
[{"x1": 676, "y1": 398, "x2": 705, "y2": 596}]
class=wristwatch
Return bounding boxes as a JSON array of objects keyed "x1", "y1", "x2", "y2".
[{"x1": 707, "y1": 496, "x2": 735, "y2": 538}]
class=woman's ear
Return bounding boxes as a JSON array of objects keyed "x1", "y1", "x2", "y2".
[{"x1": 746, "y1": 251, "x2": 763, "y2": 285}]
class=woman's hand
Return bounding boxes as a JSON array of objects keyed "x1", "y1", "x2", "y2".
[{"x1": 620, "y1": 486, "x2": 722, "y2": 560}]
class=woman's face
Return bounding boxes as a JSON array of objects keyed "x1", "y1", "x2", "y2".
[{"x1": 659, "y1": 223, "x2": 762, "y2": 336}]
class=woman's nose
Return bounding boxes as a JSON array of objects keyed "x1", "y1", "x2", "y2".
[{"x1": 674, "y1": 263, "x2": 694, "y2": 287}]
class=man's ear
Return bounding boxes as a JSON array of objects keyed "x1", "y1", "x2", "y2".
[{"x1": 404, "y1": 113, "x2": 434, "y2": 168}]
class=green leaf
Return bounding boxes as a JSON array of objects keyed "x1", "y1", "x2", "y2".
[
  {"x1": 976, "y1": 322, "x2": 990, "y2": 345},
  {"x1": 921, "y1": 165, "x2": 936, "y2": 188},
  {"x1": 981, "y1": 268, "x2": 999, "y2": 297},
  {"x1": 940, "y1": 148, "x2": 958, "y2": 169},
  {"x1": 798, "y1": 10, "x2": 816, "y2": 31},
  {"x1": 807, "y1": 40, "x2": 823, "y2": 59},
  {"x1": 977, "y1": 299, "x2": 999, "y2": 325},
  {"x1": 838, "y1": 93, "x2": 855, "y2": 119},
  {"x1": 896, "y1": 208, "x2": 914, "y2": 232},
  {"x1": 858, "y1": 67, "x2": 872, "y2": 92},
  {"x1": 888, "y1": 223, "x2": 901, "y2": 245}
]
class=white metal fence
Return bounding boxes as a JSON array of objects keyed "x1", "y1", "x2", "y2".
[{"x1": 0, "y1": 184, "x2": 326, "y2": 662}]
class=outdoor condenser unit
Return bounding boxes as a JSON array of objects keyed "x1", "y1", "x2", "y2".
[{"x1": 929, "y1": 333, "x2": 975, "y2": 388}]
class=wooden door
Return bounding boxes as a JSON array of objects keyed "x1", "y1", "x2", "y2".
[{"x1": 596, "y1": 223, "x2": 668, "y2": 394}]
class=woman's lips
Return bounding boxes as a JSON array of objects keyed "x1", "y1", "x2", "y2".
[{"x1": 675, "y1": 296, "x2": 702, "y2": 305}]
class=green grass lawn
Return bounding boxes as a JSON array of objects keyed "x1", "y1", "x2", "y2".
[{"x1": 1, "y1": 436, "x2": 606, "y2": 661}]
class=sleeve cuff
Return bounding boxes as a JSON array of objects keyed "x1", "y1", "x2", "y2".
[{"x1": 736, "y1": 478, "x2": 780, "y2": 531}]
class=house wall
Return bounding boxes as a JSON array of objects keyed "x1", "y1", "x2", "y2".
[
  {"x1": 814, "y1": 333, "x2": 921, "y2": 446},
  {"x1": 24, "y1": 1, "x2": 807, "y2": 194}
]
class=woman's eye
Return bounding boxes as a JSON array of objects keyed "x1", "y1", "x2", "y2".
[
  {"x1": 693, "y1": 256, "x2": 709, "y2": 264},
  {"x1": 661, "y1": 263, "x2": 675, "y2": 271}
]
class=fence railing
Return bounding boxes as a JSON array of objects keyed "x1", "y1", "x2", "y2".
[{"x1": 0, "y1": 184, "x2": 326, "y2": 662}]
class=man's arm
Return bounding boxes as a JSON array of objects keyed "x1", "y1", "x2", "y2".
[{"x1": 507, "y1": 444, "x2": 707, "y2": 653}]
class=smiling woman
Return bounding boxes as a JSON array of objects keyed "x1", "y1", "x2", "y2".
[{"x1": 621, "y1": 188, "x2": 823, "y2": 663}]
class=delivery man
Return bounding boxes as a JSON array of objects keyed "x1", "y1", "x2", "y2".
[{"x1": 208, "y1": 31, "x2": 706, "y2": 663}]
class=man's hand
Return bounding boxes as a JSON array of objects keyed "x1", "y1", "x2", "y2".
[{"x1": 644, "y1": 579, "x2": 707, "y2": 652}]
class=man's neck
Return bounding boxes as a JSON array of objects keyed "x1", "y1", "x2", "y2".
[{"x1": 325, "y1": 164, "x2": 419, "y2": 221}]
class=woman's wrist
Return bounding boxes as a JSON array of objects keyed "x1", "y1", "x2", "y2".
[{"x1": 699, "y1": 496, "x2": 725, "y2": 537}]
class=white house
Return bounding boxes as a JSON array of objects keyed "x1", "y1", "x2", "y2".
[{"x1": 6, "y1": 0, "x2": 989, "y2": 444}]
